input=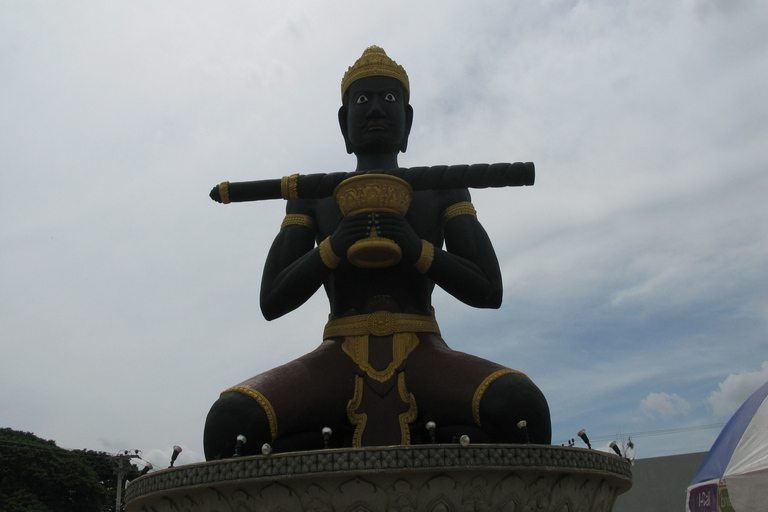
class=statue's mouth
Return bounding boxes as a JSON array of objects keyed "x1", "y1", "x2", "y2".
[{"x1": 364, "y1": 120, "x2": 388, "y2": 132}]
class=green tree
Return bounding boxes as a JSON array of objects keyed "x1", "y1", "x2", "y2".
[{"x1": 0, "y1": 428, "x2": 140, "y2": 512}]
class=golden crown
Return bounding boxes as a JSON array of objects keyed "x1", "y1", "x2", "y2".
[{"x1": 341, "y1": 46, "x2": 410, "y2": 102}]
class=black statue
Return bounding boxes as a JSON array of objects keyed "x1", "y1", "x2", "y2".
[{"x1": 203, "y1": 46, "x2": 550, "y2": 459}]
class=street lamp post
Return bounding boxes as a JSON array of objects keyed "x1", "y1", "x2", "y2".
[{"x1": 114, "y1": 450, "x2": 141, "y2": 512}]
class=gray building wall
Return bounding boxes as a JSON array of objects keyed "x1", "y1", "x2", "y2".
[{"x1": 613, "y1": 452, "x2": 708, "y2": 512}]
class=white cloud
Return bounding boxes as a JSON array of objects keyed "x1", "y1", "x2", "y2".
[
  {"x1": 0, "y1": 1, "x2": 766, "y2": 461},
  {"x1": 641, "y1": 392, "x2": 692, "y2": 418},
  {"x1": 708, "y1": 361, "x2": 768, "y2": 417}
]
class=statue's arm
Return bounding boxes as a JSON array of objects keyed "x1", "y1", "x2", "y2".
[
  {"x1": 434, "y1": 197, "x2": 503, "y2": 308},
  {"x1": 377, "y1": 189, "x2": 503, "y2": 309},
  {"x1": 259, "y1": 200, "x2": 371, "y2": 320},
  {"x1": 259, "y1": 201, "x2": 328, "y2": 320}
]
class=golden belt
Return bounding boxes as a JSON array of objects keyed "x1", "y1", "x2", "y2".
[{"x1": 323, "y1": 311, "x2": 441, "y2": 339}]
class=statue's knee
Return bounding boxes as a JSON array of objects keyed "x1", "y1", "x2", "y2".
[
  {"x1": 203, "y1": 392, "x2": 272, "y2": 460},
  {"x1": 478, "y1": 372, "x2": 551, "y2": 444}
]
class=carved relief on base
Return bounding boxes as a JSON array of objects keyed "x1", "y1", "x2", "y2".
[{"x1": 126, "y1": 445, "x2": 631, "y2": 512}]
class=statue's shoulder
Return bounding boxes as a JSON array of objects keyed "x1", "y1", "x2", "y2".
[
  {"x1": 408, "y1": 189, "x2": 472, "y2": 237},
  {"x1": 301, "y1": 197, "x2": 342, "y2": 238},
  {"x1": 411, "y1": 188, "x2": 471, "y2": 208},
  {"x1": 312, "y1": 196, "x2": 341, "y2": 218},
  {"x1": 430, "y1": 188, "x2": 472, "y2": 212},
  {"x1": 285, "y1": 198, "x2": 318, "y2": 216}
]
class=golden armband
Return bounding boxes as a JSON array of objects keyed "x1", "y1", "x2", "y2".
[
  {"x1": 413, "y1": 240, "x2": 434, "y2": 274},
  {"x1": 441, "y1": 201, "x2": 477, "y2": 225},
  {"x1": 319, "y1": 236, "x2": 342, "y2": 269},
  {"x1": 280, "y1": 214, "x2": 316, "y2": 231},
  {"x1": 280, "y1": 173, "x2": 300, "y2": 201}
]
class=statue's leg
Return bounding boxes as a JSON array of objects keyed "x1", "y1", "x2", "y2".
[
  {"x1": 405, "y1": 333, "x2": 504, "y2": 443},
  {"x1": 406, "y1": 333, "x2": 551, "y2": 445},
  {"x1": 203, "y1": 391, "x2": 272, "y2": 460},
  {"x1": 204, "y1": 340, "x2": 357, "y2": 459},
  {"x1": 478, "y1": 372, "x2": 551, "y2": 444}
]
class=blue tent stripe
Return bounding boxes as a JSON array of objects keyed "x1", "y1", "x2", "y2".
[{"x1": 690, "y1": 380, "x2": 768, "y2": 485}]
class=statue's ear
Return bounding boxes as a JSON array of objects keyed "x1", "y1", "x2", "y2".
[
  {"x1": 400, "y1": 103, "x2": 414, "y2": 153},
  {"x1": 338, "y1": 105, "x2": 354, "y2": 154}
]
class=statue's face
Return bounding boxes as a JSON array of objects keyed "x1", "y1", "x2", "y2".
[{"x1": 339, "y1": 75, "x2": 413, "y2": 155}]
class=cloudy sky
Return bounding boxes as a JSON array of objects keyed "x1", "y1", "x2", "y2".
[{"x1": 2, "y1": 1, "x2": 766, "y2": 470}]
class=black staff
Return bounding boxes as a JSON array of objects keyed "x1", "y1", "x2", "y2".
[{"x1": 209, "y1": 162, "x2": 534, "y2": 204}]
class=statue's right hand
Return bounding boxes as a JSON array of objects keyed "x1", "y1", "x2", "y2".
[{"x1": 330, "y1": 213, "x2": 372, "y2": 257}]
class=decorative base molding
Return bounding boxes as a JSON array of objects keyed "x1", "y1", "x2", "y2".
[{"x1": 125, "y1": 445, "x2": 632, "y2": 512}]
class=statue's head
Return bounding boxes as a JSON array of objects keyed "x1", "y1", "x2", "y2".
[{"x1": 338, "y1": 46, "x2": 414, "y2": 157}]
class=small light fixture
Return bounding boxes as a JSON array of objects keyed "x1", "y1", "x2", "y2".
[
  {"x1": 426, "y1": 421, "x2": 437, "y2": 444},
  {"x1": 517, "y1": 420, "x2": 530, "y2": 444},
  {"x1": 322, "y1": 427, "x2": 332, "y2": 449},
  {"x1": 609, "y1": 441, "x2": 622, "y2": 456},
  {"x1": 233, "y1": 434, "x2": 247, "y2": 457},
  {"x1": 169, "y1": 445, "x2": 182, "y2": 468},
  {"x1": 261, "y1": 443, "x2": 272, "y2": 456},
  {"x1": 459, "y1": 434, "x2": 470, "y2": 447},
  {"x1": 577, "y1": 429, "x2": 592, "y2": 449},
  {"x1": 139, "y1": 462, "x2": 153, "y2": 476}
]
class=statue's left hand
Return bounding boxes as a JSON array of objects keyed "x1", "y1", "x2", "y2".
[{"x1": 373, "y1": 212, "x2": 422, "y2": 264}]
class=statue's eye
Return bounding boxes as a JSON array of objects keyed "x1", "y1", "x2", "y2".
[
  {"x1": 356, "y1": 94, "x2": 368, "y2": 104},
  {"x1": 384, "y1": 93, "x2": 397, "y2": 102}
]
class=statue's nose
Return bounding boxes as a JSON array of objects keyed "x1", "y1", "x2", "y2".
[{"x1": 365, "y1": 96, "x2": 385, "y2": 118}]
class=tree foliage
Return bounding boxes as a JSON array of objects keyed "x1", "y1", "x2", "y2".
[{"x1": 0, "y1": 428, "x2": 140, "y2": 512}]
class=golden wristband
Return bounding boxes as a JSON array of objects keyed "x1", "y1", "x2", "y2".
[
  {"x1": 414, "y1": 240, "x2": 434, "y2": 274},
  {"x1": 319, "y1": 237, "x2": 342, "y2": 269}
]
